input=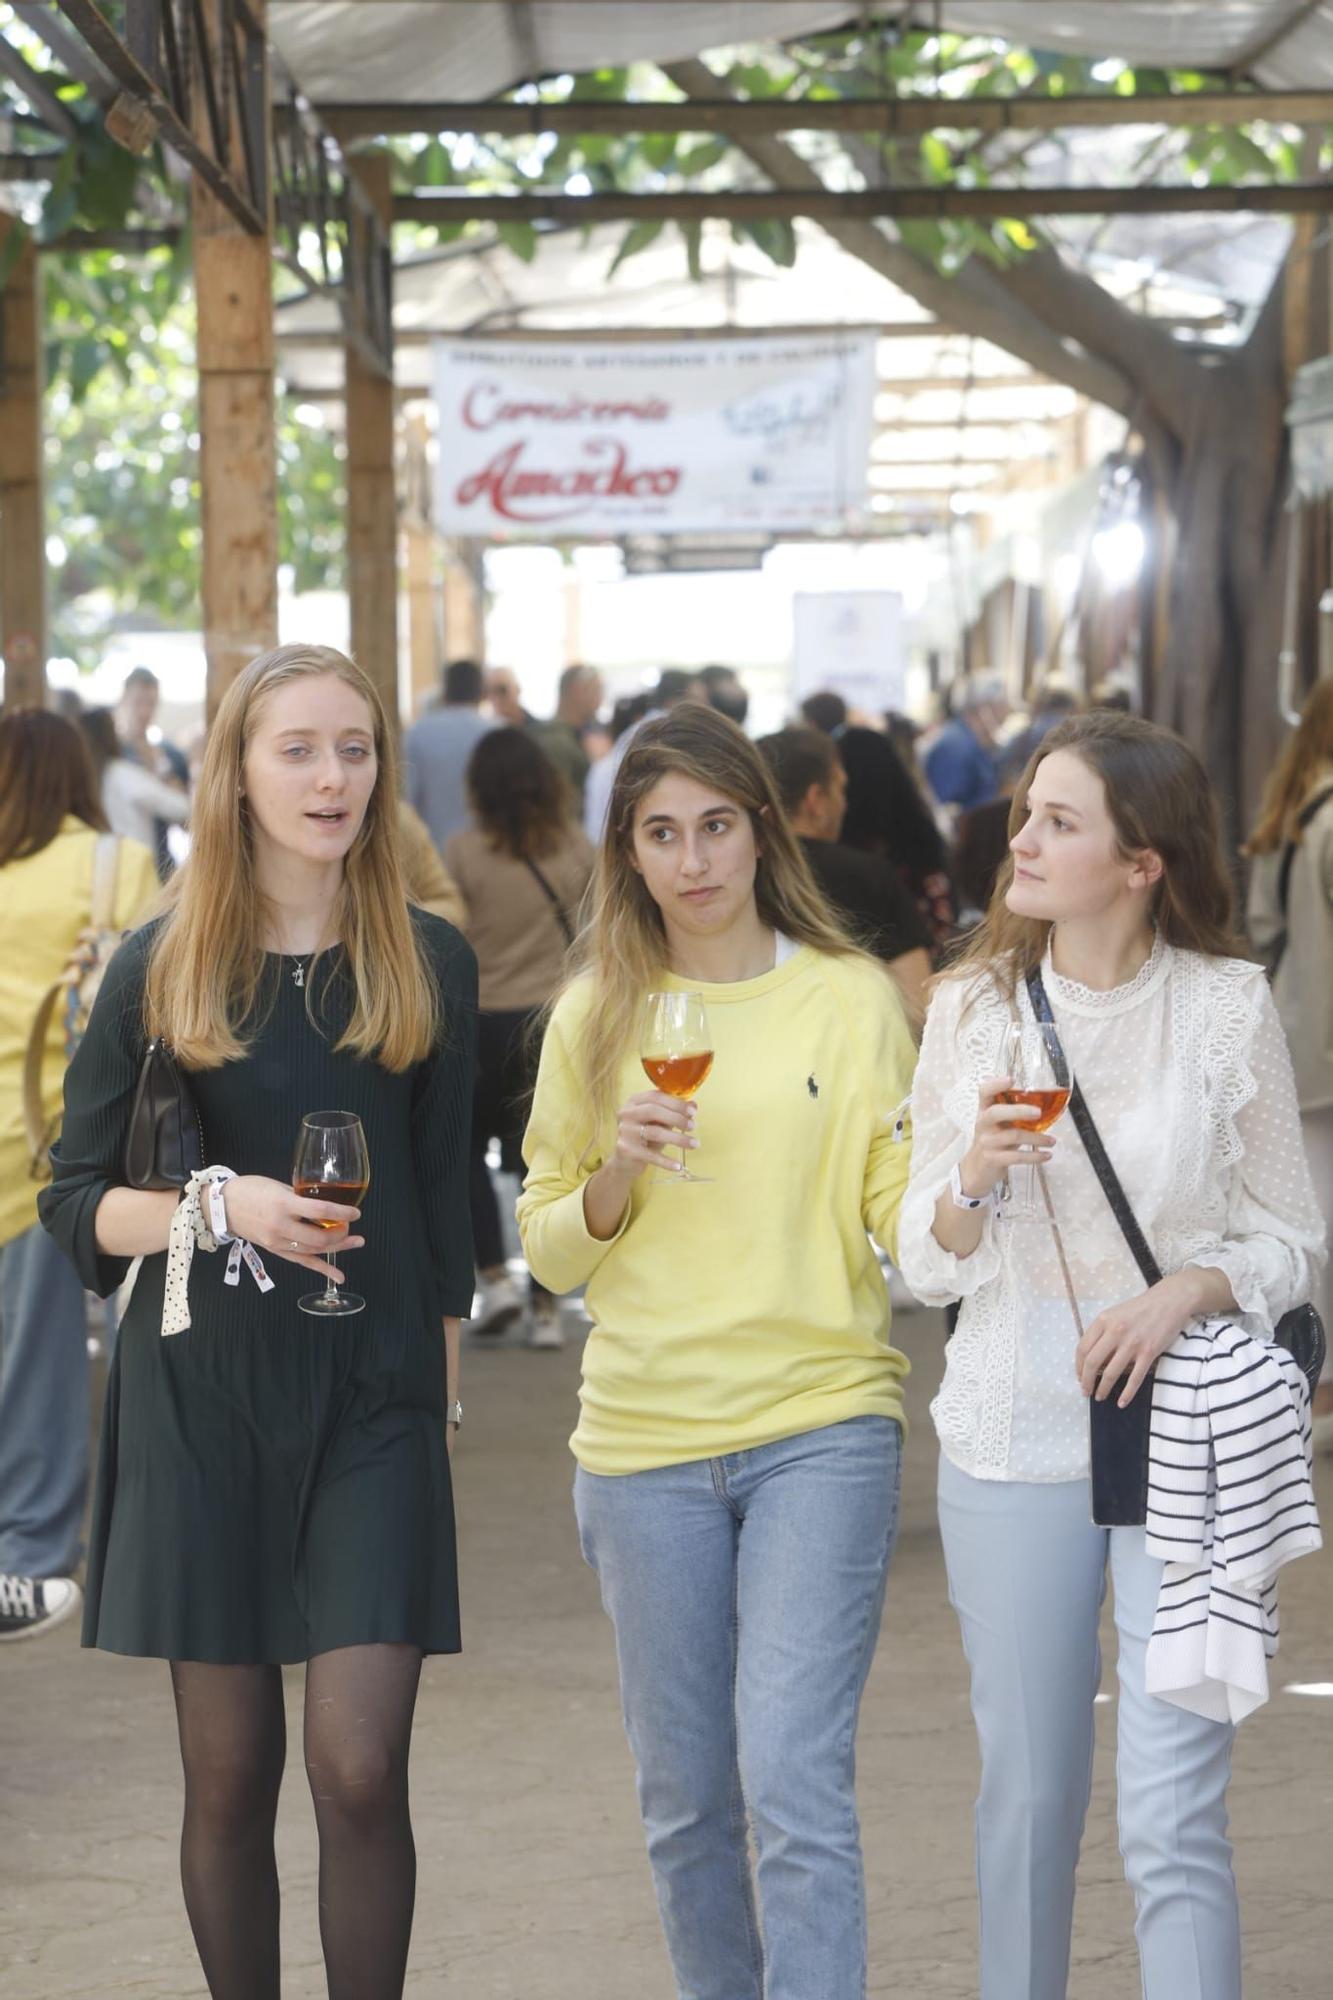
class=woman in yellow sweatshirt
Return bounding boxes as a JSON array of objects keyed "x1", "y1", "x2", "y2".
[{"x1": 517, "y1": 705, "x2": 918, "y2": 2000}]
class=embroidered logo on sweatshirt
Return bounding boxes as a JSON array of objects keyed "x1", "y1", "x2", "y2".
[{"x1": 807, "y1": 1074, "x2": 819, "y2": 1100}]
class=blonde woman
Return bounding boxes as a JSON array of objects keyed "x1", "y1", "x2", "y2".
[
  {"x1": 517, "y1": 706, "x2": 918, "y2": 2000},
  {"x1": 40, "y1": 646, "x2": 476, "y2": 2000},
  {"x1": 898, "y1": 713, "x2": 1324, "y2": 2000},
  {"x1": 1247, "y1": 676, "x2": 1333, "y2": 1433}
]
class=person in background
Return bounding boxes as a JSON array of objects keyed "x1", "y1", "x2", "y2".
[
  {"x1": 531, "y1": 664, "x2": 605, "y2": 814},
  {"x1": 1000, "y1": 683, "x2": 1081, "y2": 784},
  {"x1": 898, "y1": 711, "x2": 1324, "y2": 2000},
  {"x1": 446, "y1": 730, "x2": 595, "y2": 1348},
  {"x1": 837, "y1": 726, "x2": 958, "y2": 950},
  {"x1": 518, "y1": 703, "x2": 918, "y2": 2000},
  {"x1": 799, "y1": 689, "x2": 848, "y2": 737},
  {"x1": 699, "y1": 664, "x2": 750, "y2": 729},
  {"x1": 0, "y1": 711, "x2": 157, "y2": 1642},
  {"x1": 404, "y1": 658, "x2": 497, "y2": 855},
  {"x1": 583, "y1": 670, "x2": 704, "y2": 843},
  {"x1": 1246, "y1": 674, "x2": 1333, "y2": 1442},
  {"x1": 484, "y1": 667, "x2": 532, "y2": 729},
  {"x1": 80, "y1": 706, "x2": 191, "y2": 859},
  {"x1": 116, "y1": 665, "x2": 191, "y2": 877},
  {"x1": 922, "y1": 674, "x2": 1010, "y2": 815},
  {"x1": 757, "y1": 727, "x2": 932, "y2": 1021}
]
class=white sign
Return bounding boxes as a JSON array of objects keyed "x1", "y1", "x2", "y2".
[
  {"x1": 792, "y1": 590, "x2": 906, "y2": 716},
  {"x1": 432, "y1": 333, "x2": 878, "y2": 539}
]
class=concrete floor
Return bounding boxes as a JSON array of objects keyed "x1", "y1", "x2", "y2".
[{"x1": 3, "y1": 1302, "x2": 1331, "y2": 1999}]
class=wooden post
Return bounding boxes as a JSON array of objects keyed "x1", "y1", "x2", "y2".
[
  {"x1": 193, "y1": 0, "x2": 278, "y2": 718},
  {"x1": 344, "y1": 153, "x2": 399, "y2": 726},
  {"x1": 441, "y1": 543, "x2": 485, "y2": 663},
  {"x1": 0, "y1": 216, "x2": 47, "y2": 710}
]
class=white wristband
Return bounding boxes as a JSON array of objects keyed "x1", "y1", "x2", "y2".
[{"x1": 949, "y1": 1162, "x2": 986, "y2": 1211}]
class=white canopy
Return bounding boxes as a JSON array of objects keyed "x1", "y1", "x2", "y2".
[{"x1": 268, "y1": 2, "x2": 1333, "y2": 106}]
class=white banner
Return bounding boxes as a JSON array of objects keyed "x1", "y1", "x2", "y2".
[
  {"x1": 432, "y1": 333, "x2": 878, "y2": 540},
  {"x1": 792, "y1": 591, "x2": 906, "y2": 716}
]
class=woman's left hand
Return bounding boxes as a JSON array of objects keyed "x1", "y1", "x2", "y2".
[{"x1": 1075, "y1": 1271, "x2": 1202, "y2": 1407}]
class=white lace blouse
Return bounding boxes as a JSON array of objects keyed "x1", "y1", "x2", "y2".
[{"x1": 897, "y1": 937, "x2": 1328, "y2": 1482}]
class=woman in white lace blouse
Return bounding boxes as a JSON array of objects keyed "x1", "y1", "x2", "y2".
[{"x1": 898, "y1": 712, "x2": 1325, "y2": 2000}]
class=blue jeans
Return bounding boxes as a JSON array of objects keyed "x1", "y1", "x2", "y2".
[
  {"x1": 0, "y1": 1218, "x2": 90, "y2": 1577},
  {"x1": 575, "y1": 1414, "x2": 903, "y2": 2000},
  {"x1": 938, "y1": 1456, "x2": 1240, "y2": 2000}
]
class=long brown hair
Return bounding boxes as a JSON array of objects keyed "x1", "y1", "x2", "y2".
[
  {"x1": 467, "y1": 726, "x2": 569, "y2": 859},
  {"x1": 0, "y1": 709, "x2": 107, "y2": 865},
  {"x1": 1246, "y1": 677, "x2": 1333, "y2": 855},
  {"x1": 567, "y1": 704, "x2": 868, "y2": 1144},
  {"x1": 948, "y1": 710, "x2": 1249, "y2": 1002},
  {"x1": 144, "y1": 645, "x2": 436, "y2": 1071}
]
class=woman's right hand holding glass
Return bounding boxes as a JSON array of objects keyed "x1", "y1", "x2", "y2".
[
  {"x1": 960, "y1": 1077, "x2": 1056, "y2": 1198},
  {"x1": 610, "y1": 1090, "x2": 699, "y2": 1181}
]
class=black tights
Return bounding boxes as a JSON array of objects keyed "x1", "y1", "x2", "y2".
[{"x1": 170, "y1": 1643, "x2": 423, "y2": 2000}]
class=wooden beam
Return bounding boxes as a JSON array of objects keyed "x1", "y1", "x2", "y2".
[
  {"x1": 344, "y1": 153, "x2": 400, "y2": 727},
  {"x1": 319, "y1": 89, "x2": 1333, "y2": 143},
  {"x1": 193, "y1": 0, "x2": 278, "y2": 718},
  {"x1": 0, "y1": 214, "x2": 48, "y2": 710},
  {"x1": 394, "y1": 183, "x2": 1333, "y2": 225}
]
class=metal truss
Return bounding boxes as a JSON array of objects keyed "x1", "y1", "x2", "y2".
[{"x1": 48, "y1": 0, "x2": 392, "y2": 374}]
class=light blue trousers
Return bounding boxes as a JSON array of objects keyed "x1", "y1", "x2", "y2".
[
  {"x1": 938, "y1": 1455, "x2": 1241, "y2": 2000},
  {"x1": 0, "y1": 1218, "x2": 89, "y2": 1578},
  {"x1": 576, "y1": 1415, "x2": 902, "y2": 2000}
]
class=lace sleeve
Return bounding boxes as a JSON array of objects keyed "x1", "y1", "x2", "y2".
[
  {"x1": 896, "y1": 974, "x2": 1004, "y2": 1304},
  {"x1": 1185, "y1": 974, "x2": 1327, "y2": 1325}
]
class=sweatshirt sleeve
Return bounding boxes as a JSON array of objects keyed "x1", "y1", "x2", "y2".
[
  {"x1": 896, "y1": 975, "x2": 1004, "y2": 1305},
  {"x1": 410, "y1": 918, "x2": 479, "y2": 1318},
  {"x1": 37, "y1": 927, "x2": 153, "y2": 1296},
  {"x1": 516, "y1": 990, "x2": 630, "y2": 1295},
  {"x1": 852, "y1": 966, "x2": 922, "y2": 1264}
]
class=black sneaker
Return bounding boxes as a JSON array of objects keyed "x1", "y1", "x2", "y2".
[{"x1": 0, "y1": 1574, "x2": 82, "y2": 1643}]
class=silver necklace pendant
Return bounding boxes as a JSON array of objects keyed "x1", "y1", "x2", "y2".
[{"x1": 292, "y1": 960, "x2": 305, "y2": 988}]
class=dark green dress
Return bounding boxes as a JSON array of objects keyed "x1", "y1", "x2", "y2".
[{"x1": 39, "y1": 912, "x2": 477, "y2": 1665}]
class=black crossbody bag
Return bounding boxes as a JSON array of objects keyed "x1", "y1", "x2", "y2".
[
  {"x1": 1025, "y1": 966, "x2": 1325, "y2": 1527},
  {"x1": 124, "y1": 1037, "x2": 205, "y2": 1190},
  {"x1": 523, "y1": 857, "x2": 575, "y2": 949}
]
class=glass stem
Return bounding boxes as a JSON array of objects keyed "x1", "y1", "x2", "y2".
[{"x1": 324, "y1": 1250, "x2": 339, "y2": 1304}]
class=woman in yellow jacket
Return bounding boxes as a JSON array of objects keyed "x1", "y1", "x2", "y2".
[
  {"x1": 517, "y1": 705, "x2": 918, "y2": 2000},
  {"x1": 0, "y1": 710, "x2": 157, "y2": 1642}
]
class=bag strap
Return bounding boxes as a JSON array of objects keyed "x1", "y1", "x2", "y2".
[
  {"x1": 1277, "y1": 781, "x2": 1333, "y2": 922},
  {"x1": 90, "y1": 832, "x2": 120, "y2": 932},
  {"x1": 1025, "y1": 965, "x2": 1164, "y2": 1291},
  {"x1": 523, "y1": 855, "x2": 574, "y2": 948}
]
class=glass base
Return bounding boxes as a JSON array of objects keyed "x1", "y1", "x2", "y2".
[
  {"x1": 654, "y1": 1168, "x2": 714, "y2": 1184},
  {"x1": 298, "y1": 1291, "x2": 366, "y2": 1315}
]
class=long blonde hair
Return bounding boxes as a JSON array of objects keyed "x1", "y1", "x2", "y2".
[
  {"x1": 145, "y1": 644, "x2": 436, "y2": 1071},
  {"x1": 1246, "y1": 677, "x2": 1333, "y2": 855},
  {"x1": 947, "y1": 710, "x2": 1250, "y2": 1004},
  {"x1": 567, "y1": 704, "x2": 867, "y2": 1144}
]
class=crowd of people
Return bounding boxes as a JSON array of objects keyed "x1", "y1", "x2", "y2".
[{"x1": 0, "y1": 641, "x2": 1328, "y2": 2000}]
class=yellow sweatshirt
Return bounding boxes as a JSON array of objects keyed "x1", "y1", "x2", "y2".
[
  {"x1": 517, "y1": 946, "x2": 918, "y2": 1475},
  {"x1": 0, "y1": 821, "x2": 159, "y2": 1247}
]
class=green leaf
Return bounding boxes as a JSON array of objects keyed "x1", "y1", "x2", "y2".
[
  {"x1": 607, "y1": 218, "x2": 664, "y2": 275},
  {"x1": 678, "y1": 218, "x2": 703, "y2": 282},
  {"x1": 495, "y1": 219, "x2": 538, "y2": 262},
  {"x1": 731, "y1": 217, "x2": 797, "y2": 268}
]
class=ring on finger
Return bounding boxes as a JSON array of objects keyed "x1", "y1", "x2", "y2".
[
  {"x1": 291, "y1": 1239, "x2": 300, "y2": 1251},
  {"x1": 640, "y1": 1123, "x2": 648, "y2": 1147}
]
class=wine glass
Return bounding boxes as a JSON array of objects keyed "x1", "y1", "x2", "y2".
[
  {"x1": 292, "y1": 1110, "x2": 370, "y2": 1315},
  {"x1": 998, "y1": 1023, "x2": 1071, "y2": 1222},
  {"x1": 640, "y1": 992, "x2": 714, "y2": 1184}
]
